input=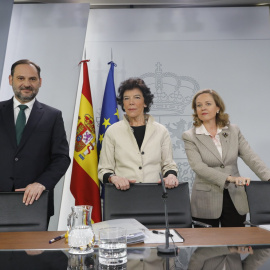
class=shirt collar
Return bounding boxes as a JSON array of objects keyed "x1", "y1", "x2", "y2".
[
  {"x1": 196, "y1": 124, "x2": 228, "y2": 136},
  {"x1": 13, "y1": 96, "x2": 36, "y2": 110}
]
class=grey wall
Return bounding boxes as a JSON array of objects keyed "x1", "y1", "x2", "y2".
[
  {"x1": 0, "y1": 0, "x2": 13, "y2": 87},
  {"x1": 0, "y1": 3, "x2": 89, "y2": 230}
]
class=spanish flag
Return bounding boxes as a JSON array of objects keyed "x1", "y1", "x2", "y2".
[{"x1": 70, "y1": 60, "x2": 102, "y2": 223}]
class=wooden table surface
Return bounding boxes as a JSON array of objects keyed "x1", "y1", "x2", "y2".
[{"x1": 1, "y1": 227, "x2": 270, "y2": 250}]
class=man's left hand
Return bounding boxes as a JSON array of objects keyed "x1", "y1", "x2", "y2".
[{"x1": 15, "y1": 182, "x2": 46, "y2": 205}]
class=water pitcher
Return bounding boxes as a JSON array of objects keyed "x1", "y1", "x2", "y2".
[{"x1": 67, "y1": 205, "x2": 95, "y2": 254}]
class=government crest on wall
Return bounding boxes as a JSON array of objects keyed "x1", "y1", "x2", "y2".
[{"x1": 141, "y1": 62, "x2": 199, "y2": 188}]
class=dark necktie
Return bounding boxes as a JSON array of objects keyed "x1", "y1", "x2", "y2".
[{"x1": 16, "y1": 104, "x2": 28, "y2": 145}]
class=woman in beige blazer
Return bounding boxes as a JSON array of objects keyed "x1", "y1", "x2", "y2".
[
  {"x1": 98, "y1": 78, "x2": 178, "y2": 190},
  {"x1": 182, "y1": 89, "x2": 270, "y2": 227}
]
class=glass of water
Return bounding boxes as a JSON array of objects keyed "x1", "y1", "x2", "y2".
[{"x1": 98, "y1": 227, "x2": 127, "y2": 266}]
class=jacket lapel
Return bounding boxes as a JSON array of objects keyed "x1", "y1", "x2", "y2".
[
  {"x1": 196, "y1": 133, "x2": 223, "y2": 163},
  {"x1": 0, "y1": 98, "x2": 17, "y2": 148},
  {"x1": 16, "y1": 100, "x2": 44, "y2": 152},
  {"x1": 141, "y1": 115, "x2": 155, "y2": 150},
  {"x1": 219, "y1": 128, "x2": 230, "y2": 161},
  {"x1": 123, "y1": 115, "x2": 140, "y2": 150}
]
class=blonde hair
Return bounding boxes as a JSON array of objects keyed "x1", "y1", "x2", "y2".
[{"x1": 192, "y1": 89, "x2": 229, "y2": 127}]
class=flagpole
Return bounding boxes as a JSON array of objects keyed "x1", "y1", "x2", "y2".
[{"x1": 57, "y1": 51, "x2": 85, "y2": 230}]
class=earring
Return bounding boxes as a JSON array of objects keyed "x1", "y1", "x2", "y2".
[{"x1": 217, "y1": 111, "x2": 219, "y2": 114}]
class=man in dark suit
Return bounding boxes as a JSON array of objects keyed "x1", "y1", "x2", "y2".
[{"x1": 0, "y1": 59, "x2": 70, "y2": 224}]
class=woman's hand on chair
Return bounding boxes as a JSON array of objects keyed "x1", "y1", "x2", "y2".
[
  {"x1": 226, "y1": 176, "x2": 250, "y2": 186},
  {"x1": 110, "y1": 175, "x2": 136, "y2": 190}
]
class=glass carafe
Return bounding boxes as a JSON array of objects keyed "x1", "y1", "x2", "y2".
[{"x1": 67, "y1": 205, "x2": 95, "y2": 254}]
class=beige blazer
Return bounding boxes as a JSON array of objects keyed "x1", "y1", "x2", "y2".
[
  {"x1": 187, "y1": 247, "x2": 270, "y2": 270},
  {"x1": 182, "y1": 124, "x2": 270, "y2": 219},
  {"x1": 98, "y1": 114, "x2": 177, "y2": 183}
]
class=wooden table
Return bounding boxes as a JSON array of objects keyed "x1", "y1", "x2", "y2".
[{"x1": 1, "y1": 227, "x2": 270, "y2": 250}]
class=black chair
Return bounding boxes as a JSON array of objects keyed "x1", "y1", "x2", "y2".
[
  {"x1": 103, "y1": 182, "x2": 210, "y2": 229},
  {"x1": 245, "y1": 181, "x2": 270, "y2": 226},
  {"x1": 0, "y1": 191, "x2": 49, "y2": 232}
]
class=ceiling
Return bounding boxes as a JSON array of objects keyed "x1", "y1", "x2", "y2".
[{"x1": 12, "y1": 0, "x2": 270, "y2": 8}]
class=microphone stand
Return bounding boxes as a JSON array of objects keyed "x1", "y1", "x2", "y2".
[{"x1": 157, "y1": 173, "x2": 178, "y2": 254}]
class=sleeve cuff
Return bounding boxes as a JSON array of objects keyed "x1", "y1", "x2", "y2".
[
  {"x1": 103, "y1": 173, "x2": 112, "y2": 183},
  {"x1": 164, "y1": 170, "x2": 177, "y2": 177}
]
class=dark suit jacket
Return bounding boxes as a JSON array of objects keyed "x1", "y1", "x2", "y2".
[
  {"x1": 0, "y1": 250, "x2": 68, "y2": 270},
  {"x1": 0, "y1": 98, "x2": 70, "y2": 216}
]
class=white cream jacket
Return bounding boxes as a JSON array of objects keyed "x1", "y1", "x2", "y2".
[{"x1": 98, "y1": 115, "x2": 177, "y2": 183}]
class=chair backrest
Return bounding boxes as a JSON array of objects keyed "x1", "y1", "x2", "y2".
[
  {"x1": 103, "y1": 182, "x2": 192, "y2": 228},
  {"x1": 245, "y1": 181, "x2": 270, "y2": 225},
  {"x1": 0, "y1": 191, "x2": 49, "y2": 232}
]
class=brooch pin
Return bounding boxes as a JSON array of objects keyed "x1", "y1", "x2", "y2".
[{"x1": 222, "y1": 132, "x2": 228, "y2": 138}]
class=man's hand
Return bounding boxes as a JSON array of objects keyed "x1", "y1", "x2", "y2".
[
  {"x1": 158, "y1": 174, "x2": 179, "y2": 189},
  {"x1": 15, "y1": 182, "x2": 46, "y2": 205},
  {"x1": 110, "y1": 176, "x2": 136, "y2": 190},
  {"x1": 25, "y1": 250, "x2": 44, "y2": 255}
]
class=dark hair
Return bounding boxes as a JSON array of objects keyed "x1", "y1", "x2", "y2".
[
  {"x1": 11, "y1": 59, "x2": 41, "y2": 78},
  {"x1": 117, "y1": 78, "x2": 154, "y2": 113},
  {"x1": 192, "y1": 89, "x2": 230, "y2": 128}
]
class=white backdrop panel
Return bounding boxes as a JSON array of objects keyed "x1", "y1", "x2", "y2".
[
  {"x1": 88, "y1": 7, "x2": 270, "y2": 41},
  {"x1": 86, "y1": 7, "x2": 270, "y2": 189}
]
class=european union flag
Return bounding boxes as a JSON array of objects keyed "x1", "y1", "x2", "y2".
[{"x1": 97, "y1": 61, "x2": 119, "y2": 157}]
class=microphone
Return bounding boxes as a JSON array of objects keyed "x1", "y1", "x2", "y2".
[
  {"x1": 160, "y1": 172, "x2": 168, "y2": 199},
  {"x1": 157, "y1": 173, "x2": 178, "y2": 254}
]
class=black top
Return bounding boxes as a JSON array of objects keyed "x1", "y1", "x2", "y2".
[{"x1": 131, "y1": 125, "x2": 146, "y2": 150}]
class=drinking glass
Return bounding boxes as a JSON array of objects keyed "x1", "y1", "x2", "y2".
[{"x1": 98, "y1": 227, "x2": 127, "y2": 266}]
